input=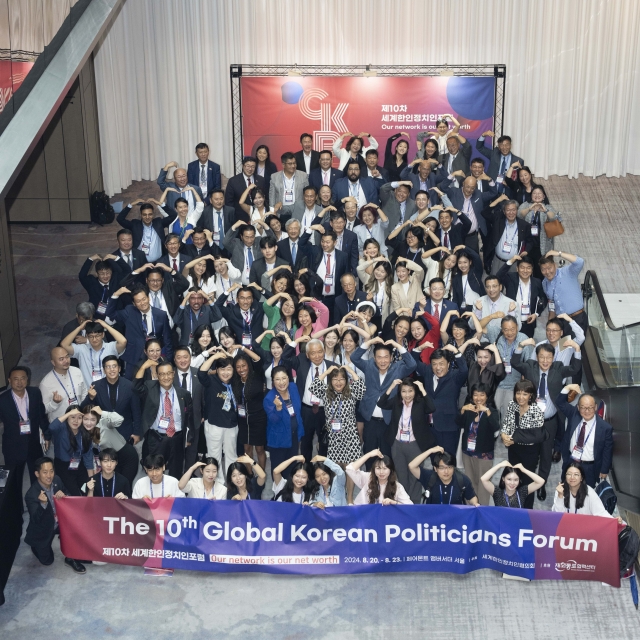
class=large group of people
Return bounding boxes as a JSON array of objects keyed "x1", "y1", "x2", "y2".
[{"x1": 1, "y1": 124, "x2": 619, "y2": 574}]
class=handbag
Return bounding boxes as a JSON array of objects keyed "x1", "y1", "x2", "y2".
[{"x1": 543, "y1": 212, "x2": 564, "y2": 238}]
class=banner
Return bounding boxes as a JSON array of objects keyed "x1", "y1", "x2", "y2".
[
  {"x1": 57, "y1": 498, "x2": 620, "y2": 585},
  {"x1": 241, "y1": 75, "x2": 496, "y2": 169}
]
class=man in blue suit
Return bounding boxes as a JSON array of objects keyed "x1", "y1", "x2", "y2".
[
  {"x1": 329, "y1": 211, "x2": 358, "y2": 274},
  {"x1": 352, "y1": 338, "x2": 417, "y2": 468},
  {"x1": 187, "y1": 143, "x2": 221, "y2": 199},
  {"x1": 309, "y1": 150, "x2": 343, "y2": 190},
  {"x1": 105, "y1": 285, "x2": 173, "y2": 379},
  {"x1": 400, "y1": 160, "x2": 440, "y2": 203},
  {"x1": 413, "y1": 345, "x2": 468, "y2": 455},
  {"x1": 556, "y1": 385, "x2": 614, "y2": 488},
  {"x1": 476, "y1": 132, "x2": 524, "y2": 194},
  {"x1": 332, "y1": 161, "x2": 378, "y2": 213}
]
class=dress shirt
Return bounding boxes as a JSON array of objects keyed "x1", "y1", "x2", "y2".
[
  {"x1": 345, "y1": 218, "x2": 357, "y2": 232},
  {"x1": 316, "y1": 250, "x2": 337, "y2": 296},
  {"x1": 302, "y1": 363, "x2": 326, "y2": 406},
  {"x1": 303, "y1": 153, "x2": 312, "y2": 174},
  {"x1": 541, "y1": 257, "x2": 585, "y2": 315},
  {"x1": 119, "y1": 251, "x2": 134, "y2": 269},
  {"x1": 515, "y1": 278, "x2": 532, "y2": 321},
  {"x1": 283, "y1": 173, "x2": 297, "y2": 205},
  {"x1": 462, "y1": 196, "x2": 478, "y2": 233},
  {"x1": 132, "y1": 475, "x2": 184, "y2": 499},
  {"x1": 371, "y1": 372, "x2": 389, "y2": 418},
  {"x1": 396, "y1": 402, "x2": 416, "y2": 442},
  {"x1": 301, "y1": 208, "x2": 317, "y2": 244},
  {"x1": 149, "y1": 289, "x2": 173, "y2": 328},
  {"x1": 139, "y1": 223, "x2": 163, "y2": 262},
  {"x1": 495, "y1": 220, "x2": 519, "y2": 261},
  {"x1": 460, "y1": 274, "x2": 480, "y2": 309},
  {"x1": 153, "y1": 387, "x2": 183, "y2": 433},
  {"x1": 569, "y1": 415, "x2": 597, "y2": 462},
  {"x1": 176, "y1": 369, "x2": 193, "y2": 394},
  {"x1": 348, "y1": 181, "x2": 367, "y2": 210},
  {"x1": 39, "y1": 367, "x2": 88, "y2": 420},
  {"x1": 447, "y1": 153, "x2": 458, "y2": 174},
  {"x1": 72, "y1": 341, "x2": 120, "y2": 388},
  {"x1": 242, "y1": 173, "x2": 254, "y2": 187},
  {"x1": 321, "y1": 169, "x2": 331, "y2": 185}
]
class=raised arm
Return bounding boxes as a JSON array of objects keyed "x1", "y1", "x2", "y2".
[
  {"x1": 408, "y1": 446, "x2": 444, "y2": 479},
  {"x1": 273, "y1": 455, "x2": 305, "y2": 487}
]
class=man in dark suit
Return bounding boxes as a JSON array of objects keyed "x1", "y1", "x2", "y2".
[
  {"x1": 78, "y1": 255, "x2": 125, "y2": 319},
  {"x1": 400, "y1": 160, "x2": 439, "y2": 203},
  {"x1": 294, "y1": 133, "x2": 321, "y2": 174},
  {"x1": 117, "y1": 200, "x2": 177, "y2": 262},
  {"x1": 172, "y1": 289, "x2": 221, "y2": 347},
  {"x1": 214, "y1": 284, "x2": 264, "y2": 346},
  {"x1": 135, "y1": 359, "x2": 193, "y2": 479},
  {"x1": 105, "y1": 285, "x2": 173, "y2": 379},
  {"x1": 308, "y1": 150, "x2": 343, "y2": 190},
  {"x1": 24, "y1": 458, "x2": 85, "y2": 573},
  {"x1": 332, "y1": 161, "x2": 378, "y2": 212},
  {"x1": 512, "y1": 339, "x2": 583, "y2": 500},
  {"x1": 413, "y1": 346, "x2": 468, "y2": 456},
  {"x1": 223, "y1": 221, "x2": 258, "y2": 283},
  {"x1": 433, "y1": 209, "x2": 472, "y2": 260},
  {"x1": 328, "y1": 211, "x2": 358, "y2": 274},
  {"x1": 173, "y1": 347, "x2": 203, "y2": 468},
  {"x1": 225, "y1": 156, "x2": 266, "y2": 223},
  {"x1": 468, "y1": 157, "x2": 500, "y2": 271},
  {"x1": 187, "y1": 143, "x2": 221, "y2": 199},
  {"x1": 109, "y1": 229, "x2": 148, "y2": 275},
  {"x1": 486, "y1": 197, "x2": 533, "y2": 274},
  {"x1": 364, "y1": 149, "x2": 390, "y2": 193},
  {"x1": 476, "y1": 132, "x2": 524, "y2": 193},
  {"x1": 421, "y1": 277, "x2": 459, "y2": 334},
  {"x1": 556, "y1": 386, "x2": 614, "y2": 488},
  {"x1": 158, "y1": 233, "x2": 189, "y2": 274},
  {"x1": 277, "y1": 219, "x2": 310, "y2": 270},
  {"x1": 300, "y1": 227, "x2": 350, "y2": 319},
  {"x1": 379, "y1": 182, "x2": 417, "y2": 231},
  {"x1": 181, "y1": 227, "x2": 222, "y2": 260},
  {"x1": 0, "y1": 367, "x2": 50, "y2": 484},
  {"x1": 333, "y1": 273, "x2": 367, "y2": 324},
  {"x1": 249, "y1": 237, "x2": 290, "y2": 292},
  {"x1": 199, "y1": 190, "x2": 235, "y2": 255},
  {"x1": 495, "y1": 255, "x2": 548, "y2": 337},
  {"x1": 156, "y1": 162, "x2": 205, "y2": 213},
  {"x1": 438, "y1": 135, "x2": 472, "y2": 179}
]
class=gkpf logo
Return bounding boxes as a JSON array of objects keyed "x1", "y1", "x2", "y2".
[
  {"x1": 297, "y1": 88, "x2": 349, "y2": 151},
  {"x1": 555, "y1": 560, "x2": 596, "y2": 573}
]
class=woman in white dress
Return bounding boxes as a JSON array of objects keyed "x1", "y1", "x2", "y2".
[{"x1": 332, "y1": 132, "x2": 379, "y2": 171}]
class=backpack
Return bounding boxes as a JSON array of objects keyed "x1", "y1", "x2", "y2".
[
  {"x1": 422, "y1": 469, "x2": 468, "y2": 504},
  {"x1": 595, "y1": 478, "x2": 617, "y2": 515},
  {"x1": 89, "y1": 190, "x2": 115, "y2": 226},
  {"x1": 618, "y1": 525, "x2": 640, "y2": 577}
]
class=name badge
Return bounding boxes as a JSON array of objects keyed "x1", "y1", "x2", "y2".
[
  {"x1": 531, "y1": 225, "x2": 539, "y2": 236},
  {"x1": 158, "y1": 416, "x2": 170, "y2": 432},
  {"x1": 521, "y1": 304, "x2": 530, "y2": 317},
  {"x1": 537, "y1": 399, "x2": 547, "y2": 412},
  {"x1": 97, "y1": 302, "x2": 108, "y2": 315},
  {"x1": 331, "y1": 420, "x2": 342, "y2": 433},
  {"x1": 69, "y1": 458, "x2": 80, "y2": 470},
  {"x1": 213, "y1": 231, "x2": 220, "y2": 242},
  {"x1": 504, "y1": 363, "x2": 512, "y2": 374},
  {"x1": 548, "y1": 301, "x2": 555, "y2": 313},
  {"x1": 20, "y1": 419, "x2": 31, "y2": 434},
  {"x1": 502, "y1": 241, "x2": 513, "y2": 253},
  {"x1": 141, "y1": 243, "x2": 150, "y2": 254},
  {"x1": 68, "y1": 396, "x2": 78, "y2": 405},
  {"x1": 286, "y1": 401, "x2": 295, "y2": 416},
  {"x1": 466, "y1": 437, "x2": 477, "y2": 452},
  {"x1": 92, "y1": 370, "x2": 103, "y2": 382},
  {"x1": 222, "y1": 396, "x2": 231, "y2": 412},
  {"x1": 399, "y1": 429, "x2": 411, "y2": 443},
  {"x1": 324, "y1": 275, "x2": 334, "y2": 285},
  {"x1": 242, "y1": 333, "x2": 252, "y2": 346},
  {"x1": 496, "y1": 175, "x2": 504, "y2": 184},
  {"x1": 572, "y1": 445, "x2": 584, "y2": 457},
  {"x1": 238, "y1": 405, "x2": 246, "y2": 417},
  {"x1": 93, "y1": 455, "x2": 101, "y2": 472},
  {"x1": 284, "y1": 190, "x2": 294, "y2": 204}
]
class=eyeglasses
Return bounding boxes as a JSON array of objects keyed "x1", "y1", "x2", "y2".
[{"x1": 436, "y1": 466, "x2": 453, "y2": 471}]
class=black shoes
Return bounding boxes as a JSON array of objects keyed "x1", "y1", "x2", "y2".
[
  {"x1": 537, "y1": 485, "x2": 547, "y2": 501},
  {"x1": 64, "y1": 558, "x2": 86, "y2": 574},
  {"x1": 552, "y1": 450, "x2": 562, "y2": 463}
]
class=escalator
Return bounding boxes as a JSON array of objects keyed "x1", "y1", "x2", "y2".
[{"x1": 583, "y1": 271, "x2": 640, "y2": 512}]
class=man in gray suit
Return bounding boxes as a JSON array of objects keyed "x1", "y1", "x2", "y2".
[
  {"x1": 173, "y1": 347, "x2": 203, "y2": 468},
  {"x1": 291, "y1": 185, "x2": 325, "y2": 246},
  {"x1": 379, "y1": 181, "x2": 417, "y2": 232},
  {"x1": 223, "y1": 221, "x2": 259, "y2": 285},
  {"x1": 269, "y1": 151, "x2": 309, "y2": 219},
  {"x1": 437, "y1": 135, "x2": 472, "y2": 180}
]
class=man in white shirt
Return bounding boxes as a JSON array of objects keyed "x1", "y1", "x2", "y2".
[
  {"x1": 297, "y1": 186, "x2": 322, "y2": 245},
  {"x1": 474, "y1": 275, "x2": 520, "y2": 342},
  {"x1": 132, "y1": 453, "x2": 185, "y2": 499},
  {"x1": 295, "y1": 133, "x2": 319, "y2": 174},
  {"x1": 343, "y1": 198, "x2": 359, "y2": 231},
  {"x1": 39, "y1": 347, "x2": 88, "y2": 421}
]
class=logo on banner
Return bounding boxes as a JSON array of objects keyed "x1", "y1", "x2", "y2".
[
  {"x1": 297, "y1": 88, "x2": 349, "y2": 151},
  {"x1": 555, "y1": 560, "x2": 597, "y2": 573}
]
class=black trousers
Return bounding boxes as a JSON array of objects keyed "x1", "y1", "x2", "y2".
[
  {"x1": 508, "y1": 442, "x2": 541, "y2": 509},
  {"x1": 54, "y1": 458, "x2": 89, "y2": 496},
  {"x1": 363, "y1": 417, "x2": 391, "y2": 470},
  {"x1": 300, "y1": 404, "x2": 327, "y2": 462},
  {"x1": 519, "y1": 319, "x2": 537, "y2": 338},
  {"x1": 537, "y1": 415, "x2": 558, "y2": 482},
  {"x1": 465, "y1": 231, "x2": 480, "y2": 254},
  {"x1": 31, "y1": 540, "x2": 55, "y2": 566},
  {"x1": 142, "y1": 429, "x2": 185, "y2": 479},
  {"x1": 115, "y1": 443, "x2": 139, "y2": 489}
]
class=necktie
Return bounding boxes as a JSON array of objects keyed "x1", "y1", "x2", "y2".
[
  {"x1": 312, "y1": 367, "x2": 320, "y2": 413},
  {"x1": 538, "y1": 373, "x2": 547, "y2": 399},
  {"x1": 247, "y1": 248, "x2": 254, "y2": 268},
  {"x1": 172, "y1": 258, "x2": 178, "y2": 271},
  {"x1": 181, "y1": 373, "x2": 188, "y2": 390},
  {"x1": 443, "y1": 231, "x2": 450, "y2": 248},
  {"x1": 400, "y1": 202, "x2": 406, "y2": 224},
  {"x1": 217, "y1": 212, "x2": 224, "y2": 248},
  {"x1": 498, "y1": 157, "x2": 507, "y2": 193},
  {"x1": 247, "y1": 177, "x2": 251, "y2": 188},
  {"x1": 324, "y1": 254, "x2": 332, "y2": 293},
  {"x1": 243, "y1": 311, "x2": 251, "y2": 326},
  {"x1": 164, "y1": 391, "x2": 176, "y2": 437},
  {"x1": 126, "y1": 254, "x2": 131, "y2": 268},
  {"x1": 200, "y1": 165, "x2": 206, "y2": 184},
  {"x1": 152, "y1": 292, "x2": 159, "y2": 308},
  {"x1": 350, "y1": 183, "x2": 357, "y2": 198},
  {"x1": 576, "y1": 421, "x2": 587, "y2": 449},
  {"x1": 323, "y1": 171, "x2": 329, "y2": 186},
  {"x1": 434, "y1": 303, "x2": 439, "y2": 320},
  {"x1": 142, "y1": 313, "x2": 148, "y2": 334},
  {"x1": 291, "y1": 242, "x2": 297, "y2": 264}
]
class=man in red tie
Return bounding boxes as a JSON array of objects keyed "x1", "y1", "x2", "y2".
[
  {"x1": 158, "y1": 233, "x2": 188, "y2": 274},
  {"x1": 134, "y1": 360, "x2": 194, "y2": 479},
  {"x1": 556, "y1": 385, "x2": 613, "y2": 489}
]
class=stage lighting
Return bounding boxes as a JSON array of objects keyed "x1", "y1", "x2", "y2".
[
  {"x1": 287, "y1": 65, "x2": 302, "y2": 76},
  {"x1": 363, "y1": 65, "x2": 377, "y2": 77},
  {"x1": 439, "y1": 66, "x2": 454, "y2": 76}
]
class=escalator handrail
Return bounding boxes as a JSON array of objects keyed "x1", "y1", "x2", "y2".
[{"x1": 584, "y1": 270, "x2": 640, "y2": 331}]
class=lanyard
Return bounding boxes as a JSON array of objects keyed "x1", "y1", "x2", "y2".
[
  {"x1": 150, "y1": 477, "x2": 164, "y2": 498},
  {"x1": 108, "y1": 382, "x2": 120, "y2": 409},
  {"x1": 518, "y1": 281, "x2": 530, "y2": 304},
  {"x1": 407, "y1": 248, "x2": 419, "y2": 261},
  {"x1": 440, "y1": 483, "x2": 454, "y2": 505},
  {"x1": 89, "y1": 347, "x2": 105, "y2": 375},
  {"x1": 174, "y1": 220, "x2": 188, "y2": 240},
  {"x1": 224, "y1": 384, "x2": 237, "y2": 409},
  {"x1": 242, "y1": 310, "x2": 252, "y2": 330},
  {"x1": 284, "y1": 174, "x2": 295, "y2": 190},
  {"x1": 330, "y1": 396, "x2": 343, "y2": 421},
  {"x1": 189, "y1": 309, "x2": 200, "y2": 335},
  {"x1": 100, "y1": 285, "x2": 109, "y2": 302},
  {"x1": 11, "y1": 391, "x2": 29, "y2": 420},
  {"x1": 504, "y1": 222, "x2": 518, "y2": 245},
  {"x1": 574, "y1": 421, "x2": 596, "y2": 454},
  {"x1": 504, "y1": 488, "x2": 522, "y2": 508},
  {"x1": 469, "y1": 411, "x2": 484, "y2": 434},
  {"x1": 53, "y1": 370, "x2": 78, "y2": 402},
  {"x1": 142, "y1": 224, "x2": 154, "y2": 244},
  {"x1": 100, "y1": 474, "x2": 116, "y2": 497}
]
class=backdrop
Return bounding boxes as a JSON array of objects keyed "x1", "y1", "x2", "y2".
[
  {"x1": 241, "y1": 75, "x2": 496, "y2": 168},
  {"x1": 93, "y1": 0, "x2": 640, "y2": 195}
]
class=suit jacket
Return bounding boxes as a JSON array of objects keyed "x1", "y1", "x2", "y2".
[
  {"x1": 290, "y1": 353, "x2": 335, "y2": 404},
  {"x1": 172, "y1": 304, "x2": 221, "y2": 346},
  {"x1": 487, "y1": 214, "x2": 533, "y2": 255},
  {"x1": 495, "y1": 265, "x2": 548, "y2": 318},
  {"x1": 181, "y1": 240, "x2": 221, "y2": 260},
  {"x1": 258, "y1": 160, "x2": 278, "y2": 193},
  {"x1": 556, "y1": 392, "x2": 613, "y2": 476},
  {"x1": 156, "y1": 169, "x2": 204, "y2": 207},
  {"x1": 442, "y1": 180, "x2": 495, "y2": 236},
  {"x1": 414, "y1": 353, "x2": 469, "y2": 431},
  {"x1": 451, "y1": 247, "x2": 484, "y2": 308},
  {"x1": 399, "y1": 165, "x2": 439, "y2": 204},
  {"x1": 276, "y1": 235, "x2": 310, "y2": 271},
  {"x1": 80, "y1": 376, "x2": 142, "y2": 439},
  {"x1": 116, "y1": 205, "x2": 177, "y2": 253},
  {"x1": 108, "y1": 248, "x2": 148, "y2": 275},
  {"x1": 309, "y1": 167, "x2": 343, "y2": 190},
  {"x1": 225, "y1": 173, "x2": 267, "y2": 223},
  {"x1": 436, "y1": 213, "x2": 472, "y2": 255},
  {"x1": 379, "y1": 183, "x2": 418, "y2": 231},
  {"x1": 78, "y1": 259, "x2": 125, "y2": 316},
  {"x1": 301, "y1": 240, "x2": 350, "y2": 298},
  {"x1": 187, "y1": 159, "x2": 221, "y2": 198},
  {"x1": 223, "y1": 226, "x2": 258, "y2": 274},
  {"x1": 24, "y1": 476, "x2": 67, "y2": 547},
  {"x1": 476, "y1": 139, "x2": 525, "y2": 181},
  {"x1": 377, "y1": 393, "x2": 437, "y2": 451},
  {"x1": 332, "y1": 176, "x2": 378, "y2": 209},
  {"x1": 0, "y1": 387, "x2": 50, "y2": 464},
  {"x1": 157, "y1": 252, "x2": 190, "y2": 275},
  {"x1": 199, "y1": 204, "x2": 236, "y2": 251},
  {"x1": 294, "y1": 150, "x2": 321, "y2": 174},
  {"x1": 214, "y1": 294, "x2": 265, "y2": 344},
  {"x1": 120, "y1": 270, "x2": 189, "y2": 320},
  {"x1": 438, "y1": 141, "x2": 473, "y2": 178},
  {"x1": 350, "y1": 347, "x2": 417, "y2": 423},
  {"x1": 249, "y1": 256, "x2": 290, "y2": 291},
  {"x1": 423, "y1": 299, "x2": 459, "y2": 329},
  {"x1": 105, "y1": 299, "x2": 173, "y2": 366},
  {"x1": 333, "y1": 290, "x2": 368, "y2": 324},
  {"x1": 269, "y1": 170, "x2": 309, "y2": 207},
  {"x1": 133, "y1": 378, "x2": 194, "y2": 440},
  {"x1": 174, "y1": 367, "x2": 203, "y2": 450},
  {"x1": 335, "y1": 229, "x2": 359, "y2": 274},
  {"x1": 291, "y1": 202, "x2": 324, "y2": 245}
]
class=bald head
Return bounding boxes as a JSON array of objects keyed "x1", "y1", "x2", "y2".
[
  {"x1": 462, "y1": 176, "x2": 477, "y2": 197},
  {"x1": 174, "y1": 168, "x2": 188, "y2": 188},
  {"x1": 50, "y1": 346, "x2": 71, "y2": 373}
]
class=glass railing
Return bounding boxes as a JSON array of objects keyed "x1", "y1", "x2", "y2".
[{"x1": 584, "y1": 271, "x2": 640, "y2": 387}]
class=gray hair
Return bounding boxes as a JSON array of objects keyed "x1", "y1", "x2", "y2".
[
  {"x1": 76, "y1": 302, "x2": 95, "y2": 319},
  {"x1": 306, "y1": 339, "x2": 325, "y2": 352},
  {"x1": 502, "y1": 199, "x2": 519, "y2": 212},
  {"x1": 285, "y1": 218, "x2": 301, "y2": 230}
]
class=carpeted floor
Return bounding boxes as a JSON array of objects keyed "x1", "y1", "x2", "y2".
[{"x1": 1, "y1": 175, "x2": 640, "y2": 638}]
